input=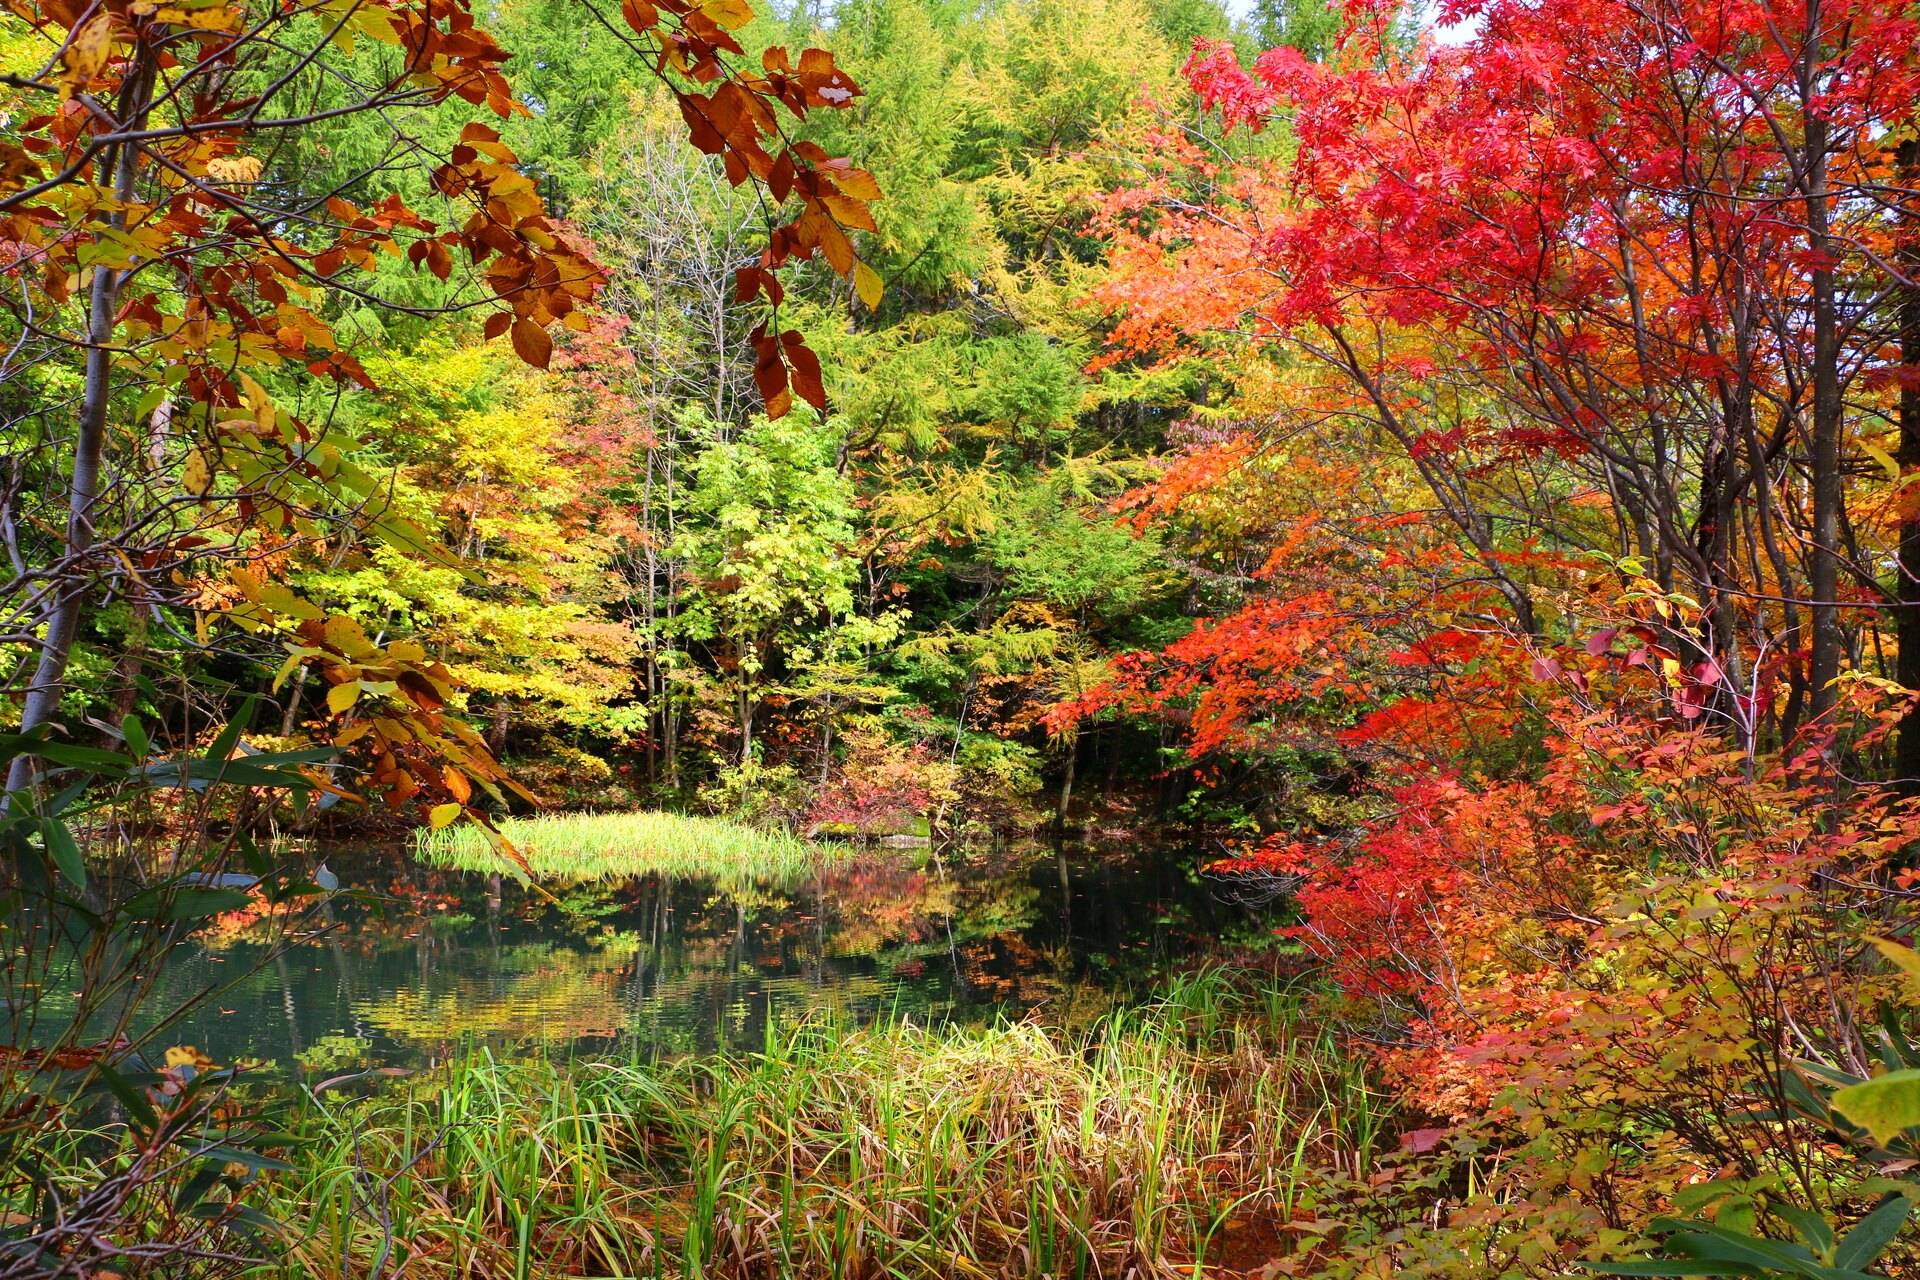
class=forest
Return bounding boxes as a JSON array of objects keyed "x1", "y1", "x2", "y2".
[{"x1": 1, "y1": 0, "x2": 1919, "y2": 1273}]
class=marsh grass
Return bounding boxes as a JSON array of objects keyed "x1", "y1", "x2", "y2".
[
  {"x1": 268, "y1": 967, "x2": 1381, "y2": 1280},
  {"x1": 417, "y1": 811, "x2": 841, "y2": 887}
]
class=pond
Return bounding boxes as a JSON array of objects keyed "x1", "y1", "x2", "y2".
[{"x1": 142, "y1": 840, "x2": 1282, "y2": 1081}]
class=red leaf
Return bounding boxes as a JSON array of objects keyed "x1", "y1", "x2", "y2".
[{"x1": 788, "y1": 339, "x2": 826, "y2": 410}]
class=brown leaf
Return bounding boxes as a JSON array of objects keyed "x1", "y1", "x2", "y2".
[
  {"x1": 767, "y1": 151, "x2": 796, "y2": 204},
  {"x1": 511, "y1": 317, "x2": 553, "y2": 368}
]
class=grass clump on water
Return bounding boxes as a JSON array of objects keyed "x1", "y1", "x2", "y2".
[
  {"x1": 269, "y1": 967, "x2": 1382, "y2": 1280},
  {"x1": 417, "y1": 810, "x2": 840, "y2": 887}
]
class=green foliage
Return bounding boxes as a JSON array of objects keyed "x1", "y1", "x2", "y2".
[
  {"x1": 0, "y1": 722, "x2": 340, "y2": 1271},
  {"x1": 419, "y1": 808, "x2": 839, "y2": 888}
]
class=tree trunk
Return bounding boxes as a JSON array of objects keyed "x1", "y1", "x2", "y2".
[
  {"x1": 1054, "y1": 734, "x2": 1077, "y2": 834},
  {"x1": 7, "y1": 62, "x2": 154, "y2": 798},
  {"x1": 1804, "y1": 46, "x2": 1844, "y2": 725},
  {"x1": 1896, "y1": 138, "x2": 1920, "y2": 787},
  {"x1": 738, "y1": 680, "x2": 754, "y2": 765},
  {"x1": 278, "y1": 664, "x2": 309, "y2": 738}
]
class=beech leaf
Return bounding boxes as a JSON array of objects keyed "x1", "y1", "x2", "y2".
[
  {"x1": 511, "y1": 318, "x2": 553, "y2": 369},
  {"x1": 854, "y1": 261, "x2": 883, "y2": 310},
  {"x1": 1830, "y1": 1070, "x2": 1920, "y2": 1146}
]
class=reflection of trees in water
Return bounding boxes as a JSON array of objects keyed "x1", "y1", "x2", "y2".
[
  {"x1": 346, "y1": 852, "x2": 1058, "y2": 1056},
  {"x1": 147, "y1": 842, "x2": 1238, "y2": 1065}
]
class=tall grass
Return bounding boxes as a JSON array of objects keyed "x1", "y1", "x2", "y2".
[
  {"x1": 266, "y1": 967, "x2": 1381, "y2": 1279},
  {"x1": 417, "y1": 810, "x2": 842, "y2": 887}
]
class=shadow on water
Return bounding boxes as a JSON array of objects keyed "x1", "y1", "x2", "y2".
[{"x1": 125, "y1": 840, "x2": 1284, "y2": 1077}]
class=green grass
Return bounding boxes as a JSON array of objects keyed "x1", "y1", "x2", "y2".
[
  {"x1": 265, "y1": 966, "x2": 1380, "y2": 1280},
  {"x1": 416, "y1": 810, "x2": 844, "y2": 888}
]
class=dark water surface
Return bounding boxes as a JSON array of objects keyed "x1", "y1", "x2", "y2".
[{"x1": 142, "y1": 842, "x2": 1275, "y2": 1078}]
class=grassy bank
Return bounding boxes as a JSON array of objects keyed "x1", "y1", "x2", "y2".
[
  {"x1": 417, "y1": 810, "x2": 841, "y2": 887},
  {"x1": 266, "y1": 968, "x2": 1380, "y2": 1279}
]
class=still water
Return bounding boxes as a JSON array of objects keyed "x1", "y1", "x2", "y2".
[{"x1": 146, "y1": 842, "x2": 1275, "y2": 1079}]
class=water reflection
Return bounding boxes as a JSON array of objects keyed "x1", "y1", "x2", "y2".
[{"x1": 141, "y1": 842, "x2": 1271, "y2": 1077}]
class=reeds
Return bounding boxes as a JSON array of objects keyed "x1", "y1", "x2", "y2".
[
  {"x1": 417, "y1": 811, "x2": 841, "y2": 887},
  {"x1": 266, "y1": 966, "x2": 1383, "y2": 1279}
]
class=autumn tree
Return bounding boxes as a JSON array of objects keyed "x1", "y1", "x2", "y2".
[
  {"x1": 0, "y1": 0, "x2": 879, "y2": 816},
  {"x1": 1099, "y1": 0, "x2": 1920, "y2": 752}
]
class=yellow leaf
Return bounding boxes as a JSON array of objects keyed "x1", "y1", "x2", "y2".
[
  {"x1": 165, "y1": 1045, "x2": 215, "y2": 1069},
  {"x1": 152, "y1": 2, "x2": 240, "y2": 29},
  {"x1": 181, "y1": 448, "x2": 212, "y2": 494},
  {"x1": 854, "y1": 261, "x2": 883, "y2": 310},
  {"x1": 349, "y1": 3, "x2": 401, "y2": 44},
  {"x1": 326, "y1": 682, "x2": 360, "y2": 715},
  {"x1": 428, "y1": 802, "x2": 463, "y2": 830},
  {"x1": 389, "y1": 640, "x2": 427, "y2": 663},
  {"x1": 1874, "y1": 937, "x2": 1920, "y2": 993},
  {"x1": 700, "y1": 0, "x2": 754, "y2": 27},
  {"x1": 239, "y1": 372, "x2": 276, "y2": 433},
  {"x1": 1864, "y1": 440, "x2": 1901, "y2": 482},
  {"x1": 61, "y1": 11, "x2": 113, "y2": 96},
  {"x1": 323, "y1": 614, "x2": 374, "y2": 658},
  {"x1": 271, "y1": 651, "x2": 305, "y2": 693},
  {"x1": 260, "y1": 583, "x2": 323, "y2": 620}
]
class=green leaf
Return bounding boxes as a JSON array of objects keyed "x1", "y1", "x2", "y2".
[
  {"x1": 1656, "y1": 1222, "x2": 1824, "y2": 1277},
  {"x1": 11, "y1": 738, "x2": 131, "y2": 773},
  {"x1": 173, "y1": 1164, "x2": 222, "y2": 1212},
  {"x1": 202, "y1": 700, "x2": 256, "y2": 774},
  {"x1": 183, "y1": 760, "x2": 314, "y2": 789},
  {"x1": 40, "y1": 817, "x2": 84, "y2": 890},
  {"x1": 122, "y1": 715, "x2": 149, "y2": 762},
  {"x1": 1835, "y1": 1197, "x2": 1911, "y2": 1271},
  {"x1": 47, "y1": 776, "x2": 89, "y2": 817},
  {"x1": 124, "y1": 886, "x2": 253, "y2": 921},
  {"x1": 1830, "y1": 1071, "x2": 1920, "y2": 1147},
  {"x1": 93, "y1": 1064, "x2": 157, "y2": 1130},
  {"x1": 236, "y1": 830, "x2": 270, "y2": 877},
  {"x1": 221, "y1": 1202, "x2": 285, "y2": 1236},
  {"x1": 1583, "y1": 1264, "x2": 1762, "y2": 1277},
  {"x1": 197, "y1": 1146, "x2": 295, "y2": 1173},
  {"x1": 1772, "y1": 1205, "x2": 1834, "y2": 1256}
]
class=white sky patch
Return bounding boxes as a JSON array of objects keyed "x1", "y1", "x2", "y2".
[{"x1": 1215, "y1": 0, "x2": 1483, "y2": 48}]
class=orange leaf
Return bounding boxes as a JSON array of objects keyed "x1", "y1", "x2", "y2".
[{"x1": 511, "y1": 317, "x2": 553, "y2": 368}]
